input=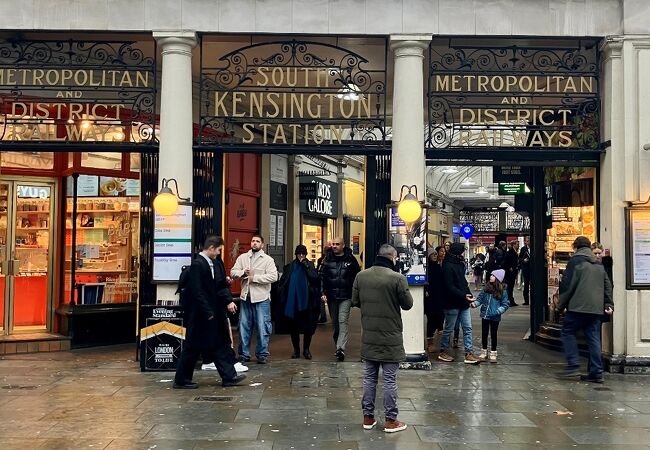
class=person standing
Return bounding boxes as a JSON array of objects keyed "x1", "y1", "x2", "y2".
[
  {"x1": 470, "y1": 269, "x2": 509, "y2": 363},
  {"x1": 425, "y1": 246, "x2": 446, "y2": 353},
  {"x1": 503, "y1": 240, "x2": 520, "y2": 307},
  {"x1": 437, "y1": 243, "x2": 481, "y2": 364},
  {"x1": 352, "y1": 244, "x2": 413, "y2": 433},
  {"x1": 557, "y1": 236, "x2": 613, "y2": 383},
  {"x1": 316, "y1": 240, "x2": 333, "y2": 323},
  {"x1": 319, "y1": 237, "x2": 361, "y2": 362},
  {"x1": 278, "y1": 244, "x2": 321, "y2": 359},
  {"x1": 174, "y1": 236, "x2": 246, "y2": 389},
  {"x1": 231, "y1": 235, "x2": 278, "y2": 364},
  {"x1": 518, "y1": 238, "x2": 531, "y2": 306}
]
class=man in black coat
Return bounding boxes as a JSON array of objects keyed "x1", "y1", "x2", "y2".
[
  {"x1": 174, "y1": 236, "x2": 246, "y2": 389},
  {"x1": 519, "y1": 238, "x2": 531, "y2": 305},
  {"x1": 503, "y1": 240, "x2": 520, "y2": 306},
  {"x1": 319, "y1": 237, "x2": 361, "y2": 361}
]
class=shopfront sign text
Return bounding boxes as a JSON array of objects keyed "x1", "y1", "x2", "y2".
[{"x1": 299, "y1": 176, "x2": 338, "y2": 218}]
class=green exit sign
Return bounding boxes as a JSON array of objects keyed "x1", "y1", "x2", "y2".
[{"x1": 499, "y1": 183, "x2": 531, "y2": 195}]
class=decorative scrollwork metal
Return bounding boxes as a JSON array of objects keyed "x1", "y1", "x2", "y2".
[
  {"x1": 427, "y1": 39, "x2": 600, "y2": 151},
  {"x1": 199, "y1": 38, "x2": 387, "y2": 150},
  {"x1": 0, "y1": 38, "x2": 157, "y2": 145}
]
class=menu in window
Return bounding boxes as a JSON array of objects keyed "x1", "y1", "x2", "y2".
[
  {"x1": 631, "y1": 210, "x2": 650, "y2": 285},
  {"x1": 66, "y1": 175, "x2": 99, "y2": 197},
  {"x1": 153, "y1": 204, "x2": 193, "y2": 282}
]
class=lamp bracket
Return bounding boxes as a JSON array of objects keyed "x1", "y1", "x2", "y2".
[{"x1": 161, "y1": 177, "x2": 191, "y2": 202}]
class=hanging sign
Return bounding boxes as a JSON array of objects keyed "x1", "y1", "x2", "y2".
[{"x1": 299, "y1": 176, "x2": 338, "y2": 218}]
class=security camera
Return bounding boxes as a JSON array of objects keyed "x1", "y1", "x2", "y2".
[{"x1": 643, "y1": 143, "x2": 650, "y2": 151}]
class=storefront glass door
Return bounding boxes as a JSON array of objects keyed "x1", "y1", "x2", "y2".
[{"x1": 0, "y1": 179, "x2": 55, "y2": 334}]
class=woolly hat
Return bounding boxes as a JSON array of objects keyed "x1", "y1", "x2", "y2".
[
  {"x1": 491, "y1": 269, "x2": 505, "y2": 283},
  {"x1": 573, "y1": 236, "x2": 591, "y2": 249},
  {"x1": 449, "y1": 242, "x2": 465, "y2": 256},
  {"x1": 294, "y1": 244, "x2": 308, "y2": 255}
]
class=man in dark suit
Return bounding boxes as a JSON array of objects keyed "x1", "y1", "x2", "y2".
[
  {"x1": 519, "y1": 238, "x2": 531, "y2": 305},
  {"x1": 174, "y1": 235, "x2": 246, "y2": 389}
]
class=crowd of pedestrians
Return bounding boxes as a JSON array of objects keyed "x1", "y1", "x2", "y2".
[{"x1": 173, "y1": 232, "x2": 615, "y2": 433}]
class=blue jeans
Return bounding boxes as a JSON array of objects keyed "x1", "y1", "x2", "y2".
[
  {"x1": 561, "y1": 311, "x2": 603, "y2": 377},
  {"x1": 362, "y1": 360, "x2": 399, "y2": 421},
  {"x1": 441, "y1": 309, "x2": 473, "y2": 353},
  {"x1": 238, "y1": 298, "x2": 272, "y2": 359}
]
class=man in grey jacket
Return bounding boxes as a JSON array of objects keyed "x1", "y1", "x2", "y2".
[
  {"x1": 351, "y1": 244, "x2": 413, "y2": 433},
  {"x1": 557, "y1": 236, "x2": 614, "y2": 383}
]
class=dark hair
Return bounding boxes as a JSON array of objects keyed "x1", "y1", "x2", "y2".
[
  {"x1": 252, "y1": 234, "x2": 265, "y2": 243},
  {"x1": 203, "y1": 235, "x2": 224, "y2": 250},
  {"x1": 484, "y1": 279, "x2": 504, "y2": 299},
  {"x1": 573, "y1": 236, "x2": 591, "y2": 249},
  {"x1": 435, "y1": 245, "x2": 444, "y2": 253}
]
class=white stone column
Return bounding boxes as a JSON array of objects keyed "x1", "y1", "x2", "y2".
[
  {"x1": 153, "y1": 32, "x2": 197, "y2": 302},
  {"x1": 390, "y1": 35, "x2": 431, "y2": 367}
]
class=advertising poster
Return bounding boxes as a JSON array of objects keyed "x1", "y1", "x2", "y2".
[
  {"x1": 388, "y1": 206, "x2": 428, "y2": 285},
  {"x1": 629, "y1": 209, "x2": 650, "y2": 287},
  {"x1": 139, "y1": 306, "x2": 185, "y2": 371},
  {"x1": 153, "y1": 203, "x2": 193, "y2": 282}
]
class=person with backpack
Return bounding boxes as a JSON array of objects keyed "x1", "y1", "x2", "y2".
[
  {"x1": 173, "y1": 235, "x2": 246, "y2": 389},
  {"x1": 556, "y1": 236, "x2": 614, "y2": 383},
  {"x1": 469, "y1": 269, "x2": 509, "y2": 363}
]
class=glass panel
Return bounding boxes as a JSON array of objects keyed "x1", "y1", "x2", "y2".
[
  {"x1": 0, "y1": 152, "x2": 54, "y2": 170},
  {"x1": 13, "y1": 184, "x2": 51, "y2": 330},
  {"x1": 66, "y1": 177, "x2": 140, "y2": 305},
  {"x1": 302, "y1": 224, "x2": 323, "y2": 263},
  {"x1": 130, "y1": 153, "x2": 141, "y2": 172},
  {"x1": 81, "y1": 152, "x2": 122, "y2": 170},
  {"x1": 0, "y1": 181, "x2": 9, "y2": 332}
]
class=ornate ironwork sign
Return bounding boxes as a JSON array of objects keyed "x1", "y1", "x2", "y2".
[
  {"x1": 459, "y1": 211, "x2": 500, "y2": 232},
  {"x1": 427, "y1": 38, "x2": 599, "y2": 150},
  {"x1": 0, "y1": 38, "x2": 157, "y2": 145},
  {"x1": 199, "y1": 38, "x2": 387, "y2": 150}
]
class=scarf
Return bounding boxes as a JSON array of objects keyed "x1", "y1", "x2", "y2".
[
  {"x1": 284, "y1": 260, "x2": 309, "y2": 319},
  {"x1": 373, "y1": 255, "x2": 397, "y2": 271}
]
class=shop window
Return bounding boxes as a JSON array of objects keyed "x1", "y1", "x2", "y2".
[
  {"x1": 64, "y1": 175, "x2": 140, "y2": 305},
  {"x1": 130, "y1": 153, "x2": 141, "y2": 173},
  {"x1": 81, "y1": 152, "x2": 122, "y2": 170},
  {"x1": 0, "y1": 151, "x2": 54, "y2": 170}
]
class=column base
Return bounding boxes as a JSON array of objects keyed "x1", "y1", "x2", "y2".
[
  {"x1": 604, "y1": 354, "x2": 650, "y2": 374},
  {"x1": 399, "y1": 352, "x2": 432, "y2": 370}
]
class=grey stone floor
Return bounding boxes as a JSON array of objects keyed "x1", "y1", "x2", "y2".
[{"x1": 1, "y1": 303, "x2": 650, "y2": 449}]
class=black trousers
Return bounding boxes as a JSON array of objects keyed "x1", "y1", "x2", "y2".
[
  {"x1": 425, "y1": 309, "x2": 445, "y2": 337},
  {"x1": 291, "y1": 332, "x2": 313, "y2": 352},
  {"x1": 175, "y1": 342, "x2": 237, "y2": 384},
  {"x1": 481, "y1": 319, "x2": 500, "y2": 351},
  {"x1": 522, "y1": 272, "x2": 530, "y2": 304},
  {"x1": 505, "y1": 271, "x2": 517, "y2": 305}
]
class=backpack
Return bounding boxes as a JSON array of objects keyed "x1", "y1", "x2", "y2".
[{"x1": 175, "y1": 264, "x2": 192, "y2": 308}]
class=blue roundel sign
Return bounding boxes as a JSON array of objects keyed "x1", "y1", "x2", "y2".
[{"x1": 461, "y1": 223, "x2": 474, "y2": 240}]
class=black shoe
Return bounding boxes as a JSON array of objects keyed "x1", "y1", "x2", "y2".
[
  {"x1": 318, "y1": 317, "x2": 327, "y2": 323},
  {"x1": 222, "y1": 374, "x2": 247, "y2": 387},
  {"x1": 239, "y1": 355, "x2": 250, "y2": 363},
  {"x1": 452, "y1": 338, "x2": 459, "y2": 349},
  {"x1": 257, "y1": 357, "x2": 268, "y2": 364},
  {"x1": 173, "y1": 382, "x2": 198, "y2": 389},
  {"x1": 556, "y1": 368, "x2": 580, "y2": 379},
  {"x1": 510, "y1": 303, "x2": 519, "y2": 307},
  {"x1": 580, "y1": 374, "x2": 604, "y2": 384},
  {"x1": 291, "y1": 351, "x2": 300, "y2": 359},
  {"x1": 336, "y1": 349, "x2": 345, "y2": 362},
  {"x1": 303, "y1": 350, "x2": 312, "y2": 360},
  {"x1": 523, "y1": 302, "x2": 530, "y2": 306}
]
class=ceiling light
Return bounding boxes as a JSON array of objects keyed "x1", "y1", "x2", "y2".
[
  {"x1": 506, "y1": 205, "x2": 515, "y2": 212},
  {"x1": 475, "y1": 186, "x2": 489, "y2": 195},
  {"x1": 499, "y1": 201, "x2": 511, "y2": 208},
  {"x1": 460, "y1": 176, "x2": 476, "y2": 187},
  {"x1": 336, "y1": 83, "x2": 361, "y2": 100},
  {"x1": 441, "y1": 166, "x2": 459, "y2": 174}
]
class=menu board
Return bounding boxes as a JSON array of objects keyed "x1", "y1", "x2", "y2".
[
  {"x1": 628, "y1": 208, "x2": 650, "y2": 287},
  {"x1": 152, "y1": 203, "x2": 194, "y2": 283},
  {"x1": 549, "y1": 205, "x2": 595, "y2": 253},
  {"x1": 66, "y1": 175, "x2": 99, "y2": 197}
]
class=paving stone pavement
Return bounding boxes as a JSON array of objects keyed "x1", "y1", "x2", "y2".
[{"x1": 1, "y1": 306, "x2": 649, "y2": 449}]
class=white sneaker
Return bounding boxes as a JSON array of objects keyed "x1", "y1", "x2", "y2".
[
  {"x1": 201, "y1": 362, "x2": 217, "y2": 371},
  {"x1": 479, "y1": 349, "x2": 489, "y2": 361},
  {"x1": 234, "y1": 362, "x2": 249, "y2": 372}
]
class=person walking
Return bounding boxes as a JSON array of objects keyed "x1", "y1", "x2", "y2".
[
  {"x1": 437, "y1": 243, "x2": 481, "y2": 364},
  {"x1": 472, "y1": 253, "x2": 485, "y2": 290},
  {"x1": 557, "y1": 236, "x2": 614, "y2": 383},
  {"x1": 278, "y1": 244, "x2": 321, "y2": 359},
  {"x1": 470, "y1": 269, "x2": 510, "y2": 363},
  {"x1": 503, "y1": 240, "x2": 520, "y2": 306},
  {"x1": 425, "y1": 246, "x2": 446, "y2": 353},
  {"x1": 352, "y1": 244, "x2": 413, "y2": 433},
  {"x1": 174, "y1": 236, "x2": 246, "y2": 389},
  {"x1": 231, "y1": 235, "x2": 278, "y2": 364},
  {"x1": 316, "y1": 240, "x2": 333, "y2": 323},
  {"x1": 518, "y1": 238, "x2": 531, "y2": 305},
  {"x1": 319, "y1": 237, "x2": 361, "y2": 361}
]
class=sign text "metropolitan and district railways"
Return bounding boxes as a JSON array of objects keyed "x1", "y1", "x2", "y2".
[
  {"x1": 212, "y1": 67, "x2": 374, "y2": 145},
  {"x1": 432, "y1": 74, "x2": 596, "y2": 147}
]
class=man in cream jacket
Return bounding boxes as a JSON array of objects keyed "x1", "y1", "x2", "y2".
[{"x1": 231, "y1": 235, "x2": 278, "y2": 364}]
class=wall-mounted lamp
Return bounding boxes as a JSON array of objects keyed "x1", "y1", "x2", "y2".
[
  {"x1": 397, "y1": 185, "x2": 422, "y2": 223},
  {"x1": 153, "y1": 178, "x2": 190, "y2": 215},
  {"x1": 643, "y1": 143, "x2": 650, "y2": 151}
]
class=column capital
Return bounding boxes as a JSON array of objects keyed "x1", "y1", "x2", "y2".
[
  {"x1": 153, "y1": 31, "x2": 198, "y2": 56},
  {"x1": 599, "y1": 36, "x2": 624, "y2": 62},
  {"x1": 390, "y1": 34, "x2": 431, "y2": 58}
]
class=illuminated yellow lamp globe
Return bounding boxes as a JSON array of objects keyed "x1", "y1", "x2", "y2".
[
  {"x1": 397, "y1": 194, "x2": 422, "y2": 223},
  {"x1": 153, "y1": 187, "x2": 179, "y2": 215}
]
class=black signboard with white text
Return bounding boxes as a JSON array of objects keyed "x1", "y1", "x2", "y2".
[
  {"x1": 139, "y1": 305, "x2": 185, "y2": 372},
  {"x1": 299, "y1": 176, "x2": 338, "y2": 219}
]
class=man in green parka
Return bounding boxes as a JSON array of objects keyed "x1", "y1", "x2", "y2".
[{"x1": 351, "y1": 244, "x2": 413, "y2": 433}]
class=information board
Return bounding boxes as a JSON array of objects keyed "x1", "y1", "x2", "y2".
[
  {"x1": 626, "y1": 206, "x2": 650, "y2": 289},
  {"x1": 152, "y1": 203, "x2": 194, "y2": 283},
  {"x1": 139, "y1": 306, "x2": 185, "y2": 371}
]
